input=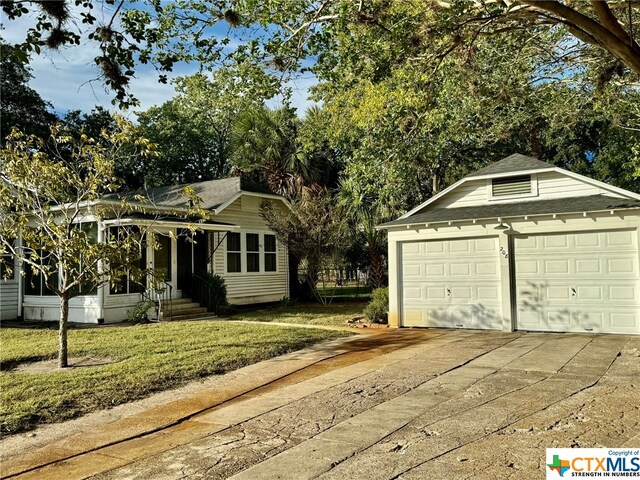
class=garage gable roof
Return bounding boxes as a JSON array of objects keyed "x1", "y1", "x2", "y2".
[
  {"x1": 466, "y1": 154, "x2": 554, "y2": 177},
  {"x1": 379, "y1": 195, "x2": 640, "y2": 228},
  {"x1": 396, "y1": 153, "x2": 640, "y2": 222}
]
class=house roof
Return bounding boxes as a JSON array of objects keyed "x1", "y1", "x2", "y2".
[
  {"x1": 466, "y1": 154, "x2": 555, "y2": 178},
  {"x1": 107, "y1": 177, "x2": 276, "y2": 211},
  {"x1": 379, "y1": 195, "x2": 640, "y2": 228}
]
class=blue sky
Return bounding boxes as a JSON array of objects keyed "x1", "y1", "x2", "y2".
[{"x1": 1, "y1": 4, "x2": 317, "y2": 118}]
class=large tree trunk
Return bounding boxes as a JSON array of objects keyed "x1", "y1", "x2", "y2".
[
  {"x1": 58, "y1": 295, "x2": 69, "y2": 368},
  {"x1": 288, "y1": 254, "x2": 300, "y2": 300},
  {"x1": 369, "y1": 247, "x2": 386, "y2": 289}
]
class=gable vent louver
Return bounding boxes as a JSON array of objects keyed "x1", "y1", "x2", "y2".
[{"x1": 492, "y1": 175, "x2": 532, "y2": 196}]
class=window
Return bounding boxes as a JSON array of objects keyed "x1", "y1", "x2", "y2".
[
  {"x1": 264, "y1": 234, "x2": 277, "y2": 272},
  {"x1": 24, "y1": 251, "x2": 57, "y2": 296},
  {"x1": 491, "y1": 175, "x2": 532, "y2": 197},
  {"x1": 70, "y1": 222, "x2": 98, "y2": 296},
  {"x1": 0, "y1": 241, "x2": 15, "y2": 281},
  {"x1": 246, "y1": 233, "x2": 260, "y2": 272},
  {"x1": 227, "y1": 232, "x2": 241, "y2": 273},
  {"x1": 109, "y1": 227, "x2": 147, "y2": 295}
]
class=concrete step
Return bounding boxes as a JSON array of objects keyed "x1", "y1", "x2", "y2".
[
  {"x1": 162, "y1": 307, "x2": 208, "y2": 317},
  {"x1": 171, "y1": 298, "x2": 197, "y2": 305},
  {"x1": 168, "y1": 302, "x2": 202, "y2": 311},
  {"x1": 163, "y1": 312, "x2": 216, "y2": 322}
]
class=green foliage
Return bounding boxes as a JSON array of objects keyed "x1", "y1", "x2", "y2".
[
  {"x1": 261, "y1": 193, "x2": 349, "y2": 304},
  {"x1": 128, "y1": 300, "x2": 156, "y2": 323},
  {"x1": 0, "y1": 42, "x2": 56, "y2": 142},
  {"x1": 280, "y1": 296, "x2": 296, "y2": 307},
  {"x1": 204, "y1": 273, "x2": 228, "y2": 315},
  {"x1": 136, "y1": 73, "x2": 257, "y2": 187},
  {"x1": 363, "y1": 288, "x2": 389, "y2": 324}
]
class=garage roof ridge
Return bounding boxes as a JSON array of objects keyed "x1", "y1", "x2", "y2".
[{"x1": 395, "y1": 153, "x2": 640, "y2": 222}]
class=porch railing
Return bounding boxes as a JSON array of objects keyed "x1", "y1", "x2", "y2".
[
  {"x1": 182, "y1": 273, "x2": 223, "y2": 315},
  {"x1": 141, "y1": 278, "x2": 173, "y2": 321}
]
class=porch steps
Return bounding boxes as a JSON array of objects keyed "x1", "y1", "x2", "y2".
[{"x1": 159, "y1": 297, "x2": 212, "y2": 321}]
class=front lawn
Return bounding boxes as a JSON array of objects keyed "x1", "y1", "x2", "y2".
[
  {"x1": 228, "y1": 301, "x2": 366, "y2": 326},
  {"x1": 0, "y1": 320, "x2": 349, "y2": 435}
]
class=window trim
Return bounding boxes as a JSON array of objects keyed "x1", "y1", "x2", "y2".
[
  {"x1": 486, "y1": 173, "x2": 538, "y2": 201},
  {"x1": 224, "y1": 230, "x2": 279, "y2": 275},
  {"x1": 226, "y1": 231, "x2": 243, "y2": 274},
  {"x1": 264, "y1": 234, "x2": 277, "y2": 273}
]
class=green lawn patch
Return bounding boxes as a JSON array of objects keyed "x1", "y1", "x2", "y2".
[
  {"x1": 228, "y1": 301, "x2": 366, "y2": 326},
  {"x1": 0, "y1": 320, "x2": 349, "y2": 435}
]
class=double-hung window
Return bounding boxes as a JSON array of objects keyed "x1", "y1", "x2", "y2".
[
  {"x1": 246, "y1": 233, "x2": 260, "y2": 272},
  {"x1": 226, "y1": 232, "x2": 278, "y2": 273},
  {"x1": 264, "y1": 234, "x2": 277, "y2": 272},
  {"x1": 226, "y1": 232, "x2": 242, "y2": 273},
  {"x1": 109, "y1": 226, "x2": 147, "y2": 295}
]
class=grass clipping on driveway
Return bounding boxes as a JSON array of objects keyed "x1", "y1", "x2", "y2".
[{"x1": 0, "y1": 321, "x2": 349, "y2": 435}]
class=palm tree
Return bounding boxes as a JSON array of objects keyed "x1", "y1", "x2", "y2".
[
  {"x1": 231, "y1": 105, "x2": 318, "y2": 199},
  {"x1": 337, "y1": 176, "x2": 390, "y2": 289}
]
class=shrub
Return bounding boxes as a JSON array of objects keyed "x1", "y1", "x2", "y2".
[
  {"x1": 205, "y1": 273, "x2": 228, "y2": 314},
  {"x1": 128, "y1": 300, "x2": 156, "y2": 323},
  {"x1": 280, "y1": 296, "x2": 296, "y2": 307},
  {"x1": 363, "y1": 287, "x2": 389, "y2": 323}
]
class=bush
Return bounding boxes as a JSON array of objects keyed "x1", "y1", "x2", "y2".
[
  {"x1": 128, "y1": 300, "x2": 156, "y2": 323},
  {"x1": 363, "y1": 287, "x2": 389, "y2": 323},
  {"x1": 280, "y1": 296, "x2": 296, "y2": 307},
  {"x1": 205, "y1": 273, "x2": 228, "y2": 315}
]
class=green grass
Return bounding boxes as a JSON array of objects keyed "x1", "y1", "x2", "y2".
[
  {"x1": 0, "y1": 320, "x2": 349, "y2": 435},
  {"x1": 227, "y1": 301, "x2": 366, "y2": 326}
]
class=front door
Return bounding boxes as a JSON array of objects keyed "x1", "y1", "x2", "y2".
[
  {"x1": 154, "y1": 234, "x2": 172, "y2": 286},
  {"x1": 177, "y1": 231, "x2": 208, "y2": 291}
]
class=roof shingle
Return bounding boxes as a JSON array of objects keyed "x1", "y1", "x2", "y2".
[
  {"x1": 466, "y1": 153, "x2": 555, "y2": 177},
  {"x1": 379, "y1": 195, "x2": 640, "y2": 228}
]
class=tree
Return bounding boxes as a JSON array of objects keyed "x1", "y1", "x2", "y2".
[
  {"x1": 0, "y1": 119, "x2": 198, "y2": 368},
  {"x1": 0, "y1": 42, "x2": 56, "y2": 142},
  {"x1": 2, "y1": 1, "x2": 639, "y2": 109},
  {"x1": 137, "y1": 73, "x2": 253, "y2": 187},
  {"x1": 261, "y1": 192, "x2": 348, "y2": 303},
  {"x1": 230, "y1": 104, "x2": 315, "y2": 199}
]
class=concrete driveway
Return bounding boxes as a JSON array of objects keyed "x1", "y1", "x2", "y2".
[{"x1": 4, "y1": 329, "x2": 639, "y2": 479}]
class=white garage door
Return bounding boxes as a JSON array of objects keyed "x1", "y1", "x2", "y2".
[
  {"x1": 400, "y1": 237, "x2": 503, "y2": 329},
  {"x1": 515, "y1": 229, "x2": 640, "y2": 334}
]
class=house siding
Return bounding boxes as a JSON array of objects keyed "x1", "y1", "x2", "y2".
[
  {"x1": 430, "y1": 171, "x2": 624, "y2": 210},
  {"x1": 212, "y1": 197, "x2": 289, "y2": 304},
  {"x1": 0, "y1": 280, "x2": 19, "y2": 320}
]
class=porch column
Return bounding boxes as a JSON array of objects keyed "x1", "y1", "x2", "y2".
[
  {"x1": 17, "y1": 237, "x2": 23, "y2": 320},
  {"x1": 97, "y1": 222, "x2": 105, "y2": 323}
]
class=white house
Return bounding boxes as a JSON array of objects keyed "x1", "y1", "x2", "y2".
[
  {"x1": 0, "y1": 177, "x2": 290, "y2": 323},
  {"x1": 379, "y1": 154, "x2": 640, "y2": 335}
]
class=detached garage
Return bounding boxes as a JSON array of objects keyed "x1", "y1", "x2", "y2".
[{"x1": 379, "y1": 154, "x2": 640, "y2": 335}]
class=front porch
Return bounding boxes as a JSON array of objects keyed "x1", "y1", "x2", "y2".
[{"x1": 22, "y1": 219, "x2": 237, "y2": 324}]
